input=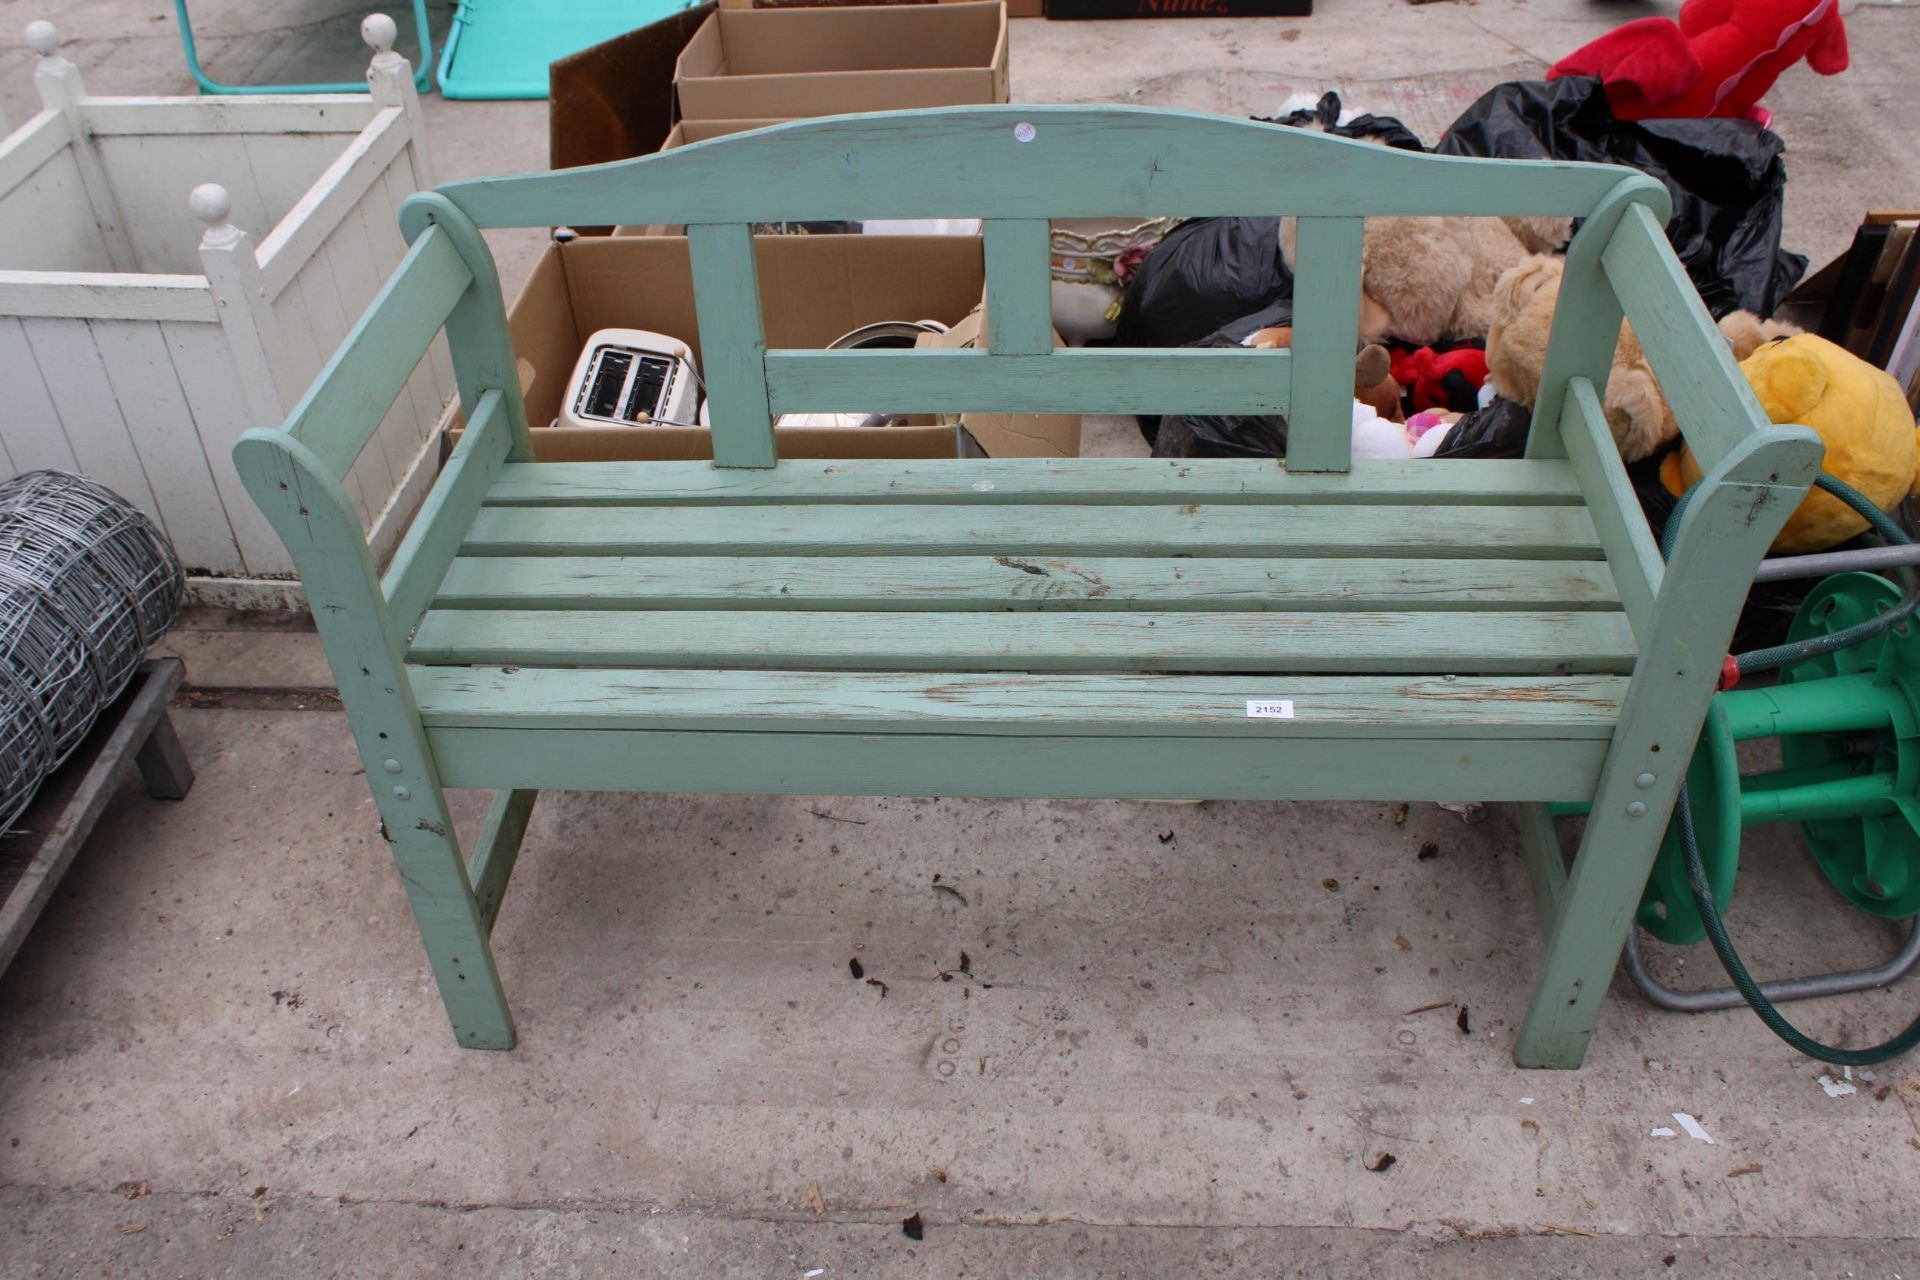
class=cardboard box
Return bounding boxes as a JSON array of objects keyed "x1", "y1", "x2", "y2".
[
  {"x1": 914, "y1": 300, "x2": 1079, "y2": 458},
  {"x1": 659, "y1": 117, "x2": 785, "y2": 151},
  {"x1": 483, "y1": 233, "x2": 1076, "y2": 461},
  {"x1": 614, "y1": 120, "x2": 826, "y2": 237},
  {"x1": 674, "y1": 2, "x2": 1008, "y2": 121}
]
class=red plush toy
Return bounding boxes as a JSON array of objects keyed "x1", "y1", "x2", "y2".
[
  {"x1": 1390, "y1": 345, "x2": 1488, "y2": 415},
  {"x1": 1548, "y1": 0, "x2": 1848, "y2": 124}
]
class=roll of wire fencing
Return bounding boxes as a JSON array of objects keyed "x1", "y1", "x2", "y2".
[{"x1": 0, "y1": 472, "x2": 184, "y2": 831}]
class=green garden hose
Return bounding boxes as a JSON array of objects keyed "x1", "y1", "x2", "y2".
[{"x1": 1666, "y1": 473, "x2": 1920, "y2": 1063}]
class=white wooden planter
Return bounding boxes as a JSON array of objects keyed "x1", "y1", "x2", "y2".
[{"x1": 0, "y1": 15, "x2": 451, "y2": 606}]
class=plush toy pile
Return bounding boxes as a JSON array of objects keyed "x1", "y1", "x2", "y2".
[{"x1": 1119, "y1": 30, "x2": 1915, "y2": 552}]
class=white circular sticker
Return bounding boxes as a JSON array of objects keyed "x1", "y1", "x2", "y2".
[{"x1": 1013, "y1": 121, "x2": 1036, "y2": 143}]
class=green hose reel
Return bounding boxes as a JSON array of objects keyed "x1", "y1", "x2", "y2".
[{"x1": 1640, "y1": 572, "x2": 1920, "y2": 944}]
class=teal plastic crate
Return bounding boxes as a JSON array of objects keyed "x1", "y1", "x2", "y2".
[{"x1": 438, "y1": 0, "x2": 695, "y2": 100}]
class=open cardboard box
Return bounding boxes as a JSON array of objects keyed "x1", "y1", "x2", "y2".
[
  {"x1": 674, "y1": 1, "x2": 1008, "y2": 121},
  {"x1": 613, "y1": 119, "x2": 846, "y2": 237},
  {"x1": 449, "y1": 233, "x2": 1076, "y2": 462},
  {"x1": 659, "y1": 117, "x2": 783, "y2": 149},
  {"x1": 913, "y1": 299, "x2": 1078, "y2": 456}
]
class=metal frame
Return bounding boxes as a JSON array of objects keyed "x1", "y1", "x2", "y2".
[
  {"x1": 1623, "y1": 920, "x2": 1920, "y2": 1013},
  {"x1": 173, "y1": 0, "x2": 434, "y2": 95}
]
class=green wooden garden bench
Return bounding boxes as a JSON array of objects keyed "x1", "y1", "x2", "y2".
[{"x1": 233, "y1": 106, "x2": 1822, "y2": 1068}]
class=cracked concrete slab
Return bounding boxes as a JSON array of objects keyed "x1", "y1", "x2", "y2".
[
  {"x1": 4, "y1": 703, "x2": 1919, "y2": 1276},
  {"x1": 4, "y1": 1185, "x2": 1917, "y2": 1278}
]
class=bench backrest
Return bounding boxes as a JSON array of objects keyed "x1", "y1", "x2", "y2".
[{"x1": 432, "y1": 105, "x2": 1656, "y2": 473}]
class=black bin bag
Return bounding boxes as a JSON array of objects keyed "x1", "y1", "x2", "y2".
[
  {"x1": 1428, "y1": 397, "x2": 1533, "y2": 459},
  {"x1": 1434, "y1": 77, "x2": 1805, "y2": 318},
  {"x1": 1142, "y1": 301, "x2": 1294, "y2": 455},
  {"x1": 1112, "y1": 218, "x2": 1293, "y2": 351},
  {"x1": 1152, "y1": 412, "x2": 1290, "y2": 459}
]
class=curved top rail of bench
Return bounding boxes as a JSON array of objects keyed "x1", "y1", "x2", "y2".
[{"x1": 434, "y1": 104, "x2": 1660, "y2": 229}]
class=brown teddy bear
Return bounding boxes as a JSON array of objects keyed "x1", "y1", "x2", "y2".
[
  {"x1": 1244, "y1": 326, "x2": 1404, "y2": 421},
  {"x1": 1484, "y1": 254, "x2": 1798, "y2": 461},
  {"x1": 1281, "y1": 216, "x2": 1571, "y2": 346}
]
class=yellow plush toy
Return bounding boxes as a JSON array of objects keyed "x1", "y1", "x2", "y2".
[{"x1": 1660, "y1": 334, "x2": 1920, "y2": 554}]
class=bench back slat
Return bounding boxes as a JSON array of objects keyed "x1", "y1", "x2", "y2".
[
  {"x1": 439, "y1": 106, "x2": 1635, "y2": 227},
  {"x1": 1286, "y1": 216, "x2": 1366, "y2": 472},
  {"x1": 983, "y1": 218, "x2": 1054, "y2": 355},
  {"x1": 761, "y1": 347, "x2": 1290, "y2": 416},
  {"x1": 688, "y1": 222, "x2": 777, "y2": 468}
]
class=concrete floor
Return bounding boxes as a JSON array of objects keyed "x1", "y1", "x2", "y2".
[{"x1": 4, "y1": 0, "x2": 1920, "y2": 1274}]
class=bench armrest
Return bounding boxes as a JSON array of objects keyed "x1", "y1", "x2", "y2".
[
  {"x1": 1545, "y1": 185, "x2": 1825, "y2": 645},
  {"x1": 234, "y1": 194, "x2": 529, "y2": 646}
]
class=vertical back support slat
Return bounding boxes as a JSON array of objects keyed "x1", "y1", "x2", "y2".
[
  {"x1": 1559, "y1": 377, "x2": 1662, "y2": 637},
  {"x1": 1287, "y1": 217, "x2": 1364, "y2": 472},
  {"x1": 688, "y1": 223, "x2": 777, "y2": 469},
  {"x1": 382, "y1": 387, "x2": 511, "y2": 634},
  {"x1": 983, "y1": 219, "x2": 1055, "y2": 355}
]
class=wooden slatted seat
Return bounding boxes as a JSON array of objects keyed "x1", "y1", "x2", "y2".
[
  {"x1": 404, "y1": 457, "x2": 1633, "y2": 800},
  {"x1": 232, "y1": 106, "x2": 1824, "y2": 1068}
]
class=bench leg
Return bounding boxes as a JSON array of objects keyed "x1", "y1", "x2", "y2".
[
  {"x1": 233, "y1": 432, "x2": 517, "y2": 1050},
  {"x1": 384, "y1": 792, "x2": 518, "y2": 1051},
  {"x1": 1513, "y1": 801, "x2": 1666, "y2": 1069},
  {"x1": 1509, "y1": 410, "x2": 1823, "y2": 1067},
  {"x1": 469, "y1": 789, "x2": 537, "y2": 936}
]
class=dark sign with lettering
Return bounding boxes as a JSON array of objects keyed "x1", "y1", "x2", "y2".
[{"x1": 1047, "y1": 0, "x2": 1310, "y2": 16}]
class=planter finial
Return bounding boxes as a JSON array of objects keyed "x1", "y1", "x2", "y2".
[
  {"x1": 190, "y1": 183, "x2": 244, "y2": 251},
  {"x1": 362, "y1": 13, "x2": 398, "y2": 56},
  {"x1": 24, "y1": 21, "x2": 58, "y2": 57},
  {"x1": 190, "y1": 183, "x2": 232, "y2": 227}
]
